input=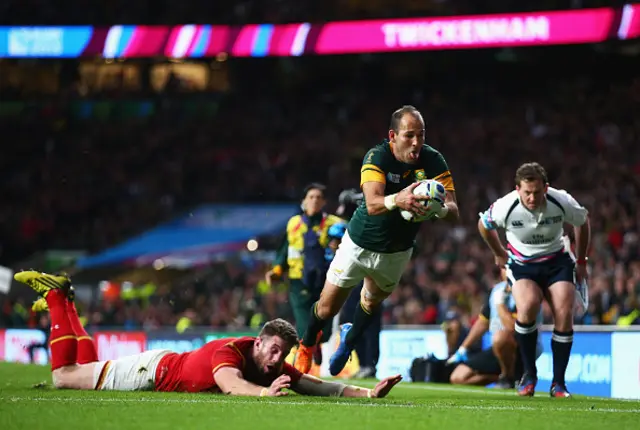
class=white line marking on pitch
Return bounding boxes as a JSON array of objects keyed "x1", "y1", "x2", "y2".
[
  {"x1": 3, "y1": 397, "x2": 638, "y2": 413},
  {"x1": 352, "y1": 381, "x2": 640, "y2": 402}
]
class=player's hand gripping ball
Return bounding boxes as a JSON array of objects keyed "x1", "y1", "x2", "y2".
[{"x1": 400, "y1": 179, "x2": 446, "y2": 222}]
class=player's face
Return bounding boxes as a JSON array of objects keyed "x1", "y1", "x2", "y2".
[
  {"x1": 303, "y1": 189, "x2": 325, "y2": 215},
  {"x1": 389, "y1": 113, "x2": 425, "y2": 164},
  {"x1": 516, "y1": 179, "x2": 548, "y2": 210},
  {"x1": 254, "y1": 336, "x2": 292, "y2": 376}
]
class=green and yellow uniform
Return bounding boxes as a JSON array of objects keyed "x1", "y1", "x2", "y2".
[
  {"x1": 272, "y1": 212, "x2": 344, "y2": 340},
  {"x1": 348, "y1": 139, "x2": 456, "y2": 253}
]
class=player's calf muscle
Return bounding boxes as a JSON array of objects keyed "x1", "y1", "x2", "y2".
[
  {"x1": 549, "y1": 302, "x2": 573, "y2": 330},
  {"x1": 553, "y1": 313, "x2": 573, "y2": 331},
  {"x1": 316, "y1": 284, "x2": 350, "y2": 318}
]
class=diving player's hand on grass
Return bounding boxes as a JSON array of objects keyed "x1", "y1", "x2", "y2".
[
  {"x1": 371, "y1": 374, "x2": 403, "y2": 398},
  {"x1": 267, "y1": 374, "x2": 291, "y2": 397},
  {"x1": 396, "y1": 182, "x2": 430, "y2": 216}
]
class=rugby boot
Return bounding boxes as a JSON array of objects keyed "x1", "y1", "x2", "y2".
[
  {"x1": 517, "y1": 372, "x2": 537, "y2": 397},
  {"x1": 329, "y1": 323, "x2": 353, "y2": 376},
  {"x1": 14, "y1": 270, "x2": 71, "y2": 297},
  {"x1": 294, "y1": 331, "x2": 323, "y2": 374},
  {"x1": 31, "y1": 297, "x2": 49, "y2": 312},
  {"x1": 550, "y1": 382, "x2": 572, "y2": 398}
]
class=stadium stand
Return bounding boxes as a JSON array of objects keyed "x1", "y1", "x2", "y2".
[{"x1": 0, "y1": 0, "x2": 638, "y2": 331}]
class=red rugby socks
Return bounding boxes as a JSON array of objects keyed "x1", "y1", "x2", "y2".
[
  {"x1": 66, "y1": 300, "x2": 98, "y2": 364},
  {"x1": 45, "y1": 289, "x2": 77, "y2": 370}
]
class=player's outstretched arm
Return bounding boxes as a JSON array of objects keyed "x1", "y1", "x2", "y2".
[
  {"x1": 214, "y1": 367, "x2": 290, "y2": 397},
  {"x1": 291, "y1": 374, "x2": 402, "y2": 398},
  {"x1": 344, "y1": 374, "x2": 403, "y2": 398}
]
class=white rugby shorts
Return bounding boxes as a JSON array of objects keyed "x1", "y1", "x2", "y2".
[
  {"x1": 93, "y1": 349, "x2": 171, "y2": 391},
  {"x1": 326, "y1": 230, "x2": 413, "y2": 293}
]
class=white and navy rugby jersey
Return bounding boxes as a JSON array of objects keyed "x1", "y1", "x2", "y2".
[{"x1": 480, "y1": 187, "x2": 588, "y2": 264}]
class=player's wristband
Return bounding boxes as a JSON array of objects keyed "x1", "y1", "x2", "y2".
[
  {"x1": 367, "y1": 389, "x2": 373, "y2": 398},
  {"x1": 259, "y1": 388, "x2": 268, "y2": 397},
  {"x1": 384, "y1": 194, "x2": 398, "y2": 211},
  {"x1": 576, "y1": 258, "x2": 588, "y2": 265}
]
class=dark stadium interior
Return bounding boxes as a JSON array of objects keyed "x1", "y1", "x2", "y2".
[
  {"x1": 0, "y1": 0, "x2": 629, "y2": 25},
  {"x1": 1, "y1": 1, "x2": 639, "y2": 333}
]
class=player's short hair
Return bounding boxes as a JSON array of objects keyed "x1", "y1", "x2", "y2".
[
  {"x1": 302, "y1": 182, "x2": 326, "y2": 199},
  {"x1": 259, "y1": 318, "x2": 298, "y2": 347},
  {"x1": 515, "y1": 162, "x2": 548, "y2": 186},
  {"x1": 389, "y1": 105, "x2": 424, "y2": 132}
]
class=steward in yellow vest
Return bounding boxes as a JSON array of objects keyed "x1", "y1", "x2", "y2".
[{"x1": 265, "y1": 183, "x2": 344, "y2": 355}]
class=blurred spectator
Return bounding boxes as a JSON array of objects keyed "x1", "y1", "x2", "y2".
[{"x1": 28, "y1": 313, "x2": 50, "y2": 363}]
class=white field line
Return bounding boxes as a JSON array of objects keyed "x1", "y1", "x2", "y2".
[
  {"x1": 349, "y1": 380, "x2": 640, "y2": 402},
  {"x1": 1, "y1": 396, "x2": 638, "y2": 413}
]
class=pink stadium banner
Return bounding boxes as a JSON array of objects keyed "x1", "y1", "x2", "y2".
[
  {"x1": 0, "y1": 5, "x2": 638, "y2": 58},
  {"x1": 315, "y1": 8, "x2": 618, "y2": 54}
]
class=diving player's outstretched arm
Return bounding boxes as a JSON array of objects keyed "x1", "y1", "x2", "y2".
[
  {"x1": 214, "y1": 367, "x2": 291, "y2": 397},
  {"x1": 291, "y1": 373, "x2": 402, "y2": 398}
]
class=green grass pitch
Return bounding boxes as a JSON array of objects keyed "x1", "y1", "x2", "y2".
[{"x1": 0, "y1": 362, "x2": 638, "y2": 430}]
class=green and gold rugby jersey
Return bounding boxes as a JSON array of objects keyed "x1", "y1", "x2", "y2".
[{"x1": 348, "y1": 139, "x2": 455, "y2": 253}]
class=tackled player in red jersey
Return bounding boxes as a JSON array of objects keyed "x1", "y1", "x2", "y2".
[{"x1": 15, "y1": 271, "x2": 402, "y2": 398}]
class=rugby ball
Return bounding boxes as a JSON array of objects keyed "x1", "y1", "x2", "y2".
[{"x1": 400, "y1": 180, "x2": 446, "y2": 222}]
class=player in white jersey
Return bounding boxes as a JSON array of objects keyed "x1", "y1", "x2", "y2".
[
  {"x1": 478, "y1": 162, "x2": 590, "y2": 398},
  {"x1": 447, "y1": 272, "x2": 543, "y2": 388}
]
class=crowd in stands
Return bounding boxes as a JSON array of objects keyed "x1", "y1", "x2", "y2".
[{"x1": 1, "y1": 48, "x2": 639, "y2": 331}]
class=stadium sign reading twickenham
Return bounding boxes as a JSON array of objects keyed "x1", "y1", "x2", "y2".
[{"x1": 381, "y1": 16, "x2": 550, "y2": 47}]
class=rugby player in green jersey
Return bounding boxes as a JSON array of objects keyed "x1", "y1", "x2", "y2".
[{"x1": 294, "y1": 105, "x2": 460, "y2": 375}]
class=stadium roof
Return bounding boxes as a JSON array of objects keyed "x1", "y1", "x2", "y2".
[{"x1": 75, "y1": 203, "x2": 298, "y2": 269}]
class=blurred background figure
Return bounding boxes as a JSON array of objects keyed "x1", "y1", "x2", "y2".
[
  {"x1": 28, "y1": 313, "x2": 50, "y2": 364},
  {"x1": 265, "y1": 183, "x2": 344, "y2": 366}
]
